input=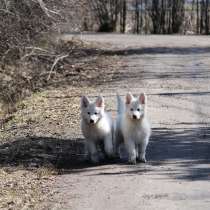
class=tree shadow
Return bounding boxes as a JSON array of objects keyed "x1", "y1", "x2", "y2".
[
  {"x1": 0, "y1": 126, "x2": 210, "y2": 180},
  {"x1": 78, "y1": 46, "x2": 210, "y2": 57},
  {"x1": 99, "y1": 67, "x2": 210, "y2": 85},
  {"x1": 84, "y1": 126, "x2": 210, "y2": 180},
  {"x1": 148, "y1": 127, "x2": 210, "y2": 162},
  {"x1": 147, "y1": 127, "x2": 210, "y2": 181},
  {"x1": 0, "y1": 137, "x2": 87, "y2": 169},
  {"x1": 0, "y1": 137, "x2": 120, "y2": 170}
]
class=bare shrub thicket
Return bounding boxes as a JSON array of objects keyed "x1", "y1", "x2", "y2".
[
  {"x1": 89, "y1": 0, "x2": 120, "y2": 32},
  {"x1": 0, "y1": 0, "x2": 63, "y2": 59},
  {"x1": 0, "y1": 0, "x2": 79, "y2": 113},
  {"x1": 89, "y1": 0, "x2": 127, "y2": 32}
]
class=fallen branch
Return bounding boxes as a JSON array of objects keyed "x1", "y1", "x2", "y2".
[
  {"x1": 47, "y1": 54, "x2": 69, "y2": 80},
  {"x1": 24, "y1": 47, "x2": 51, "y2": 52},
  {"x1": 21, "y1": 47, "x2": 55, "y2": 60}
]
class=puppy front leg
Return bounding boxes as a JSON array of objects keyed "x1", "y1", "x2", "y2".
[
  {"x1": 135, "y1": 143, "x2": 139, "y2": 160},
  {"x1": 87, "y1": 141, "x2": 99, "y2": 163},
  {"x1": 104, "y1": 134, "x2": 114, "y2": 158},
  {"x1": 125, "y1": 139, "x2": 136, "y2": 164},
  {"x1": 137, "y1": 138, "x2": 149, "y2": 163}
]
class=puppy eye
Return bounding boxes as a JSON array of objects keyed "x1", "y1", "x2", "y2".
[
  {"x1": 87, "y1": 112, "x2": 90, "y2": 115},
  {"x1": 137, "y1": 108, "x2": 140, "y2": 111},
  {"x1": 130, "y1": 108, "x2": 133, "y2": 111},
  {"x1": 94, "y1": 112, "x2": 98, "y2": 115}
]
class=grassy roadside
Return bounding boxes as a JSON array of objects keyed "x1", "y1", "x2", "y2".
[
  {"x1": 0, "y1": 40, "x2": 121, "y2": 209},
  {"x1": 0, "y1": 167, "x2": 56, "y2": 210}
]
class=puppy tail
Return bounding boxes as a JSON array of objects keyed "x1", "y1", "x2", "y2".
[{"x1": 117, "y1": 94, "x2": 125, "y2": 114}]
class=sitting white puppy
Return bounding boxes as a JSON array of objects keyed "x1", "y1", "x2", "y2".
[
  {"x1": 115, "y1": 93, "x2": 151, "y2": 164},
  {"x1": 81, "y1": 96, "x2": 114, "y2": 163}
]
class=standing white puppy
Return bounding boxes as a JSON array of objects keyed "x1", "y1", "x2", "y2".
[
  {"x1": 81, "y1": 96, "x2": 114, "y2": 163},
  {"x1": 116, "y1": 93, "x2": 151, "y2": 164}
]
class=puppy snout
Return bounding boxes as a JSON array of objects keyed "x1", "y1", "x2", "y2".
[
  {"x1": 133, "y1": 114, "x2": 137, "y2": 119},
  {"x1": 90, "y1": 119, "x2": 94, "y2": 124}
]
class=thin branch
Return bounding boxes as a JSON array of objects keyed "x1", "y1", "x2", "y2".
[
  {"x1": 36, "y1": 0, "x2": 61, "y2": 20},
  {"x1": 24, "y1": 47, "x2": 51, "y2": 52},
  {"x1": 0, "y1": 9, "x2": 15, "y2": 15},
  {"x1": 47, "y1": 54, "x2": 69, "y2": 81},
  {"x1": 20, "y1": 47, "x2": 55, "y2": 60}
]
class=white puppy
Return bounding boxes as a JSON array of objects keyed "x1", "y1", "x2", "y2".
[
  {"x1": 115, "y1": 93, "x2": 151, "y2": 164},
  {"x1": 81, "y1": 95, "x2": 114, "y2": 163}
]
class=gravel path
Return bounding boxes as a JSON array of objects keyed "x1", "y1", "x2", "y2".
[{"x1": 49, "y1": 34, "x2": 210, "y2": 210}]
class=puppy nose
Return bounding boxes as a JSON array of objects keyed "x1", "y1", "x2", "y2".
[
  {"x1": 90, "y1": 119, "x2": 94, "y2": 124},
  {"x1": 133, "y1": 115, "x2": 137, "y2": 119}
]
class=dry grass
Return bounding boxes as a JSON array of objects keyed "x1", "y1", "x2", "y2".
[
  {"x1": 1, "y1": 87, "x2": 88, "y2": 142},
  {"x1": 0, "y1": 1, "x2": 121, "y2": 208},
  {"x1": 0, "y1": 167, "x2": 56, "y2": 210},
  {"x1": 0, "y1": 40, "x2": 121, "y2": 209},
  {"x1": 0, "y1": 37, "x2": 119, "y2": 115}
]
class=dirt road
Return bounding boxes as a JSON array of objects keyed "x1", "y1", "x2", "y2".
[{"x1": 48, "y1": 34, "x2": 210, "y2": 210}]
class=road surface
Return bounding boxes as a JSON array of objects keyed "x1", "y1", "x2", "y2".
[{"x1": 49, "y1": 34, "x2": 210, "y2": 210}]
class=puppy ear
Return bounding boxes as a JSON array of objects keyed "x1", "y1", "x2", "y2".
[
  {"x1": 95, "y1": 96, "x2": 104, "y2": 108},
  {"x1": 126, "y1": 92, "x2": 133, "y2": 104},
  {"x1": 81, "y1": 96, "x2": 90, "y2": 108},
  {"x1": 139, "y1": 93, "x2": 146, "y2": 105}
]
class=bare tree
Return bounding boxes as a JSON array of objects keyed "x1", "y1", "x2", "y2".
[
  {"x1": 150, "y1": 0, "x2": 161, "y2": 33},
  {"x1": 205, "y1": 0, "x2": 209, "y2": 34},
  {"x1": 172, "y1": 0, "x2": 185, "y2": 33},
  {"x1": 196, "y1": 0, "x2": 200, "y2": 33},
  {"x1": 120, "y1": 0, "x2": 127, "y2": 33},
  {"x1": 89, "y1": 0, "x2": 121, "y2": 32},
  {"x1": 135, "y1": 0, "x2": 140, "y2": 33}
]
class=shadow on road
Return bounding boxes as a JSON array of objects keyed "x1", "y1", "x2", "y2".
[
  {"x1": 147, "y1": 127, "x2": 210, "y2": 181},
  {"x1": 0, "y1": 126, "x2": 210, "y2": 180},
  {"x1": 148, "y1": 127, "x2": 210, "y2": 162},
  {"x1": 80, "y1": 46, "x2": 210, "y2": 57},
  {"x1": 101, "y1": 67, "x2": 210, "y2": 84}
]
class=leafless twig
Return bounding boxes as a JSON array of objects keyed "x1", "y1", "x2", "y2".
[
  {"x1": 47, "y1": 54, "x2": 69, "y2": 80},
  {"x1": 21, "y1": 47, "x2": 55, "y2": 60},
  {"x1": 36, "y1": 0, "x2": 61, "y2": 20},
  {"x1": 0, "y1": 9, "x2": 14, "y2": 15}
]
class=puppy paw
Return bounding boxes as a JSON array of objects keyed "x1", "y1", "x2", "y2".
[
  {"x1": 137, "y1": 157, "x2": 147, "y2": 163},
  {"x1": 128, "y1": 158, "x2": 137, "y2": 165}
]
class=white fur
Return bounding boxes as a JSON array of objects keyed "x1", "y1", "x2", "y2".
[
  {"x1": 81, "y1": 96, "x2": 114, "y2": 163},
  {"x1": 115, "y1": 93, "x2": 151, "y2": 164}
]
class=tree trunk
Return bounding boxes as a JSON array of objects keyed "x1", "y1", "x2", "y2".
[
  {"x1": 144, "y1": 0, "x2": 149, "y2": 33},
  {"x1": 200, "y1": 0, "x2": 205, "y2": 34},
  {"x1": 140, "y1": 0, "x2": 143, "y2": 33},
  {"x1": 172, "y1": 0, "x2": 185, "y2": 33},
  {"x1": 205, "y1": 0, "x2": 209, "y2": 34},
  {"x1": 151, "y1": 0, "x2": 161, "y2": 34},
  {"x1": 197, "y1": 0, "x2": 200, "y2": 33},
  {"x1": 160, "y1": 0, "x2": 166, "y2": 34},
  {"x1": 120, "y1": 0, "x2": 127, "y2": 33},
  {"x1": 135, "y1": 0, "x2": 140, "y2": 33}
]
